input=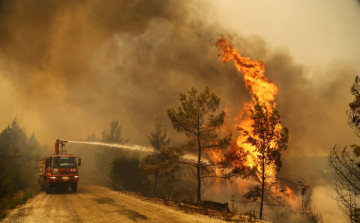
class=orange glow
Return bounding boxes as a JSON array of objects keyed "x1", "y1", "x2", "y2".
[
  {"x1": 216, "y1": 37, "x2": 278, "y2": 107},
  {"x1": 284, "y1": 186, "x2": 296, "y2": 201},
  {"x1": 208, "y1": 149, "x2": 223, "y2": 164},
  {"x1": 215, "y1": 36, "x2": 282, "y2": 185},
  {"x1": 280, "y1": 186, "x2": 299, "y2": 209},
  {"x1": 206, "y1": 149, "x2": 225, "y2": 193},
  {"x1": 207, "y1": 36, "x2": 296, "y2": 206}
]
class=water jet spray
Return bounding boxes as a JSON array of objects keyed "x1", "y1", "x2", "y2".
[{"x1": 67, "y1": 141, "x2": 154, "y2": 152}]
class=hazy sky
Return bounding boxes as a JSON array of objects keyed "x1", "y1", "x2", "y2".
[
  {"x1": 212, "y1": 0, "x2": 360, "y2": 67},
  {"x1": 0, "y1": 0, "x2": 359, "y2": 158}
]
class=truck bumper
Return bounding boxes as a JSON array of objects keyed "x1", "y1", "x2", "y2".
[{"x1": 47, "y1": 176, "x2": 79, "y2": 184}]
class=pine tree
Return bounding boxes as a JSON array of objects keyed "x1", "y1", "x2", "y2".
[
  {"x1": 167, "y1": 86, "x2": 231, "y2": 202},
  {"x1": 241, "y1": 99, "x2": 288, "y2": 219}
]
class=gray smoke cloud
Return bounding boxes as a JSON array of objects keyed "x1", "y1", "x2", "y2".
[
  {"x1": 0, "y1": 0, "x2": 358, "y2": 157},
  {"x1": 1, "y1": 0, "x2": 359, "y2": 221}
]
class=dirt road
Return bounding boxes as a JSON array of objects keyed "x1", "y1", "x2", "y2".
[{"x1": 1, "y1": 182, "x2": 228, "y2": 223}]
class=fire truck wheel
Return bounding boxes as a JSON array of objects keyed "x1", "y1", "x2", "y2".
[
  {"x1": 45, "y1": 184, "x2": 51, "y2": 194},
  {"x1": 71, "y1": 184, "x2": 77, "y2": 193}
]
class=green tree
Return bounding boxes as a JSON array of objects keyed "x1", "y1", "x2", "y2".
[
  {"x1": 167, "y1": 86, "x2": 231, "y2": 202},
  {"x1": 148, "y1": 117, "x2": 171, "y2": 152},
  {"x1": 108, "y1": 151, "x2": 150, "y2": 194},
  {"x1": 99, "y1": 120, "x2": 149, "y2": 194},
  {"x1": 101, "y1": 120, "x2": 129, "y2": 144},
  {"x1": 240, "y1": 99, "x2": 289, "y2": 220},
  {"x1": 95, "y1": 119, "x2": 129, "y2": 174},
  {"x1": 0, "y1": 118, "x2": 44, "y2": 197},
  {"x1": 140, "y1": 117, "x2": 180, "y2": 197}
]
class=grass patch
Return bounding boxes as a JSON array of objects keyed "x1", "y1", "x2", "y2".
[{"x1": 0, "y1": 187, "x2": 39, "y2": 220}]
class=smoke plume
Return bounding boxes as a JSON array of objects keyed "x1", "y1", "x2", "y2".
[
  {"x1": 1, "y1": 0, "x2": 356, "y2": 157},
  {"x1": 1, "y1": 1, "x2": 359, "y2": 222},
  {"x1": 0, "y1": 0, "x2": 358, "y2": 173}
]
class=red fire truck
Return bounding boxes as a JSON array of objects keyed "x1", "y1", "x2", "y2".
[{"x1": 38, "y1": 139, "x2": 81, "y2": 194}]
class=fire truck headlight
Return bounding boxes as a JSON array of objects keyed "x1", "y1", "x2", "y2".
[
  {"x1": 74, "y1": 176, "x2": 79, "y2": 178},
  {"x1": 50, "y1": 177, "x2": 56, "y2": 179}
]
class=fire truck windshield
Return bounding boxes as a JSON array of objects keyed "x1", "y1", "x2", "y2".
[{"x1": 53, "y1": 157, "x2": 77, "y2": 168}]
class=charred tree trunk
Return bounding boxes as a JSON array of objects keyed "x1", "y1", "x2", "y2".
[
  {"x1": 260, "y1": 152, "x2": 265, "y2": 220},
  {"x1": 197, "y1": 153, "x2": 201, "y2": 202},
  {"x1": 197, "y1": 117, "x2": 201, "y2": 202},
  {"x1": 197, "y1": 114, "x2": 201, "y2": 202}
]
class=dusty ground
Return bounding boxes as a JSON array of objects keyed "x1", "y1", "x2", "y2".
[
  {"x1": 1, "y1": 182, "x2": 271, "y2": 223},
  {"x1": 0, "y1": 182, "x2": 231, "y2": 223}
]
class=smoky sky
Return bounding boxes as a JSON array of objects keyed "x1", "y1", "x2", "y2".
[{"x1": 0, "y1": 0, "x2": 358, "y2": 159}]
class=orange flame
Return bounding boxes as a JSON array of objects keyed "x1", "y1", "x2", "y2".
[
  {"x1": 284, "y1": 186, "x2": 296, "y2": 201},
  {"x1": 206, "y1": 149, "x2": 224, "y2": 193},
  {"x1": 215, "y1": 36, "x2": 282, "y2": 186},
  {"x1": 216, "y1": 37, "x2": 278, "y2": 106}
]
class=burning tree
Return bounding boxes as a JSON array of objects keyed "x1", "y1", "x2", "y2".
[
  {"x1": 215, "y1": 36, "x2": 289, "y2": 220},
  {"x1": 167, "y1": 86, "x2": 231, "y2": 202},
  {"x1": 240, "y1": 99, "x2": 289, "y2": 219},
  {"x1": 273, "y1": 179, "x2": 323, "y2": 223}
]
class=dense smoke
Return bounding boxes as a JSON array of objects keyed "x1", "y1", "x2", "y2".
[
  {"x1": 0, "y1": 0, "x2": 243, "y2": 146},
  {"x1": 1, "y1": 0, "x2": 357, "y2": 158},
  {"x1": 1, "y1": 0, "x2": 359, "y2": 222}
]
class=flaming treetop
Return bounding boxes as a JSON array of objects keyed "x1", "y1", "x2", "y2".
[
  {"x1": 215, "y1": 36, "x2": 286, "y2": 184},
  {"x1": 216, "y1": 36, "x2": 278, "y2": 106},
  {"x1": 216, "y1": 35, "x2": 289, "y2": 220}
]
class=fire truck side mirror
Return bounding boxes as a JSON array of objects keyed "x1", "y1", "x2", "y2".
[
  {"x1": 46, "y1": 158, "x2": 50, "y2": 166},
  {"x1": 78, "y1": 158, "x2": 81, "y2": 166}
]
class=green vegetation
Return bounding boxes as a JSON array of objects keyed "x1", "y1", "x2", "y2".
[
  {"x1": 105, "y1": 87, "x2": 231, "y2": 202},
  {"x1": 0, "y1": 188, "x2": 38, "y2": 219},
  {"x1": 108, "y1": 150, "x2": 150, "y2": 194},
  {"x1": 95, "y1": 119, "x2": 130, "y2": 174},
  {"x1": 140, "y1": 117, "x2": 181, "y2": 198},
  {"x1": 0, "y1": 118, "x2": 46, "y2": 219},
  {"x1": 167, "y1": 86, "x2": 231, "y2": 202},
  {"x1": 97, "y1": 120, "x2": 150, "y2": 194}
]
